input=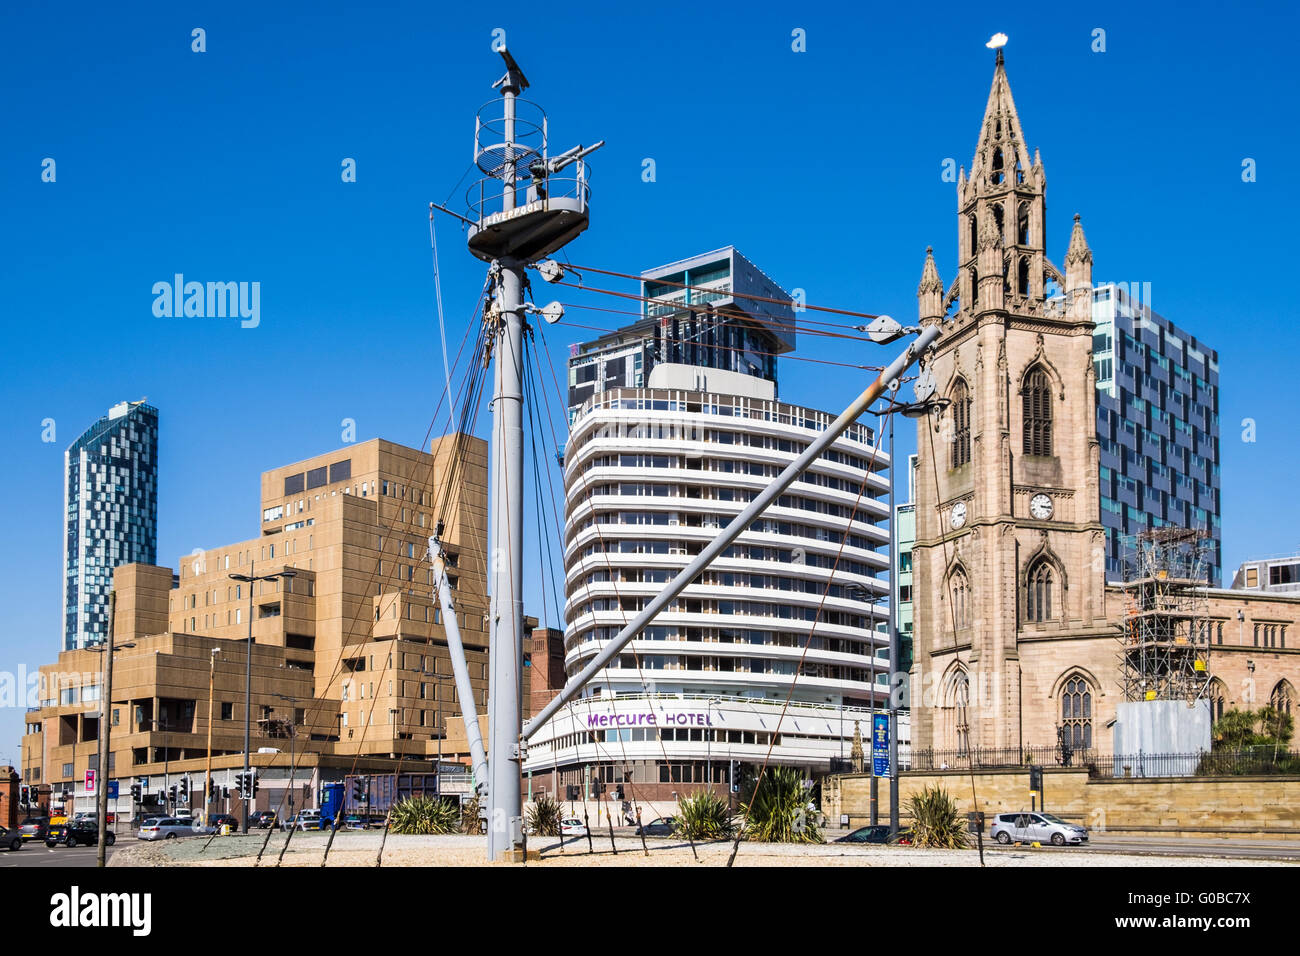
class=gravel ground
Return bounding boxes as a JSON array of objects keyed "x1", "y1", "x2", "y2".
[{"x1": 109, "y1": 831, "x2": 1294, "y2": 867}]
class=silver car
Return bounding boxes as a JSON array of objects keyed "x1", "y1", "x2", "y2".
[
  {"x1": 136, "y1": 816, "x2": 210, "y2": 841},
  {"x1": 991, "y1": 811, "x2": 1088, "y2": 846}
]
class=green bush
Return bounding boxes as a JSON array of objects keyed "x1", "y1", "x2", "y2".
[
  {"x1": 741, "y1": 766, "x2": 823, "y2": 844},
  {"x1": 904, "y1": 785, "x2": 968, "y2": 848},
  {"x1": 388, "y1": 795, "x2": 460, "y2": 835},
  {"x1": 674, "y1": 790, "x2": 735, "y2": 840},
  {"x1": 1212, "y1": 707, "x2": 1294, "y2": 751},
  {"x1": 526, "y1": 794, "x2": 563, "y2": 836}
]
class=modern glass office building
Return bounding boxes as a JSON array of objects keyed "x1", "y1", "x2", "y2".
[
  {"x1": 63, "y1": 401, "x2": 159, "y2": 650},
  {"x1": 1092, "y1": 284, "x2": 1221, "y2": 585},
  {"x1": 566, "y1": 246, "x2": 796, "y2": 421}
]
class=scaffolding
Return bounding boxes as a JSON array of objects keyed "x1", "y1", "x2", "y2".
[{"x1": 1118, "y1": 527, "x2": 1212, "y2": 703}]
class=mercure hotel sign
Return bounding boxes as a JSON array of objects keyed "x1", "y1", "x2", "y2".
[{"x1": 586, "y1": 710, "x2": 715, "y2": 729}]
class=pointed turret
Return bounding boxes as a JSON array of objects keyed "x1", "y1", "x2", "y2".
[
  {"x1": 918, "y1": 246, "x2": 945, "y2": 321},
  {"x1": 1064, "y1": 213, "x2": 1092, "y2": 291},
  {"x1": 1064, "y1": 213, "x2": 1093, "y2": 319}
]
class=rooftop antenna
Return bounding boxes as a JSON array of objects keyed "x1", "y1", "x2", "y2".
[{"x1": 442, "y1": 45, "x2": 604, "y2": 862}]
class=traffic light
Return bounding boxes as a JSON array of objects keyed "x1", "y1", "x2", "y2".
[
  {"x1": 168, "y1": 785, "x2": 178, "y2": 805},
  {"x1": 1029, "y1": 766, "x2": 1044, "y2": 792},
  {"x1": 592, "y1": 779, "x2": 606, "y2": 797},
  {"x1": 234, "y1": 773, "x2": 245, "y2": 800},
  {"x1": 129, "y1": 783, "x2": 142, "y2": 802},
  {"x1": 18, "y1": 785, "x2": 29, "y2": 806},
  {"x1": 565, "y1": 784, "x2": 579, "y2": 801},
  {"x1": 351, "y1": 776, "x2": 367, "y2": 802},
  {"x1": 208, "y1": 779, "x2": 217, "y2": 799},
  {"x1": 179, "y1": 778, "x2": 189, "y2": 802},
  {"x1": 251, "y1": 771, "x2": 260, "y2": 796}
]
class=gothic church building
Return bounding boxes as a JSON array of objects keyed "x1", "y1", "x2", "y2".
[{"x1": 909, "y1": 49, "x2": 1300, "y2": 756}]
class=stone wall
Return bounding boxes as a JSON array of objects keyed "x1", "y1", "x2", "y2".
[{"x1": 823, "y1": 768, "x2": 1300, "y2": 838}]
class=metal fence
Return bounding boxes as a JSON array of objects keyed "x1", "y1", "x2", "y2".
[
  {"x1": 908, "y1": 747, "x2": 1300, "y2": 778},
  {"x1": 910, "y1": 747, "x2": 1101, "y2": 771}
]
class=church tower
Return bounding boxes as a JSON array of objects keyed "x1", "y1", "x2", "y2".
[{"x1": 910, "y1": 46, "x2": 1109, "y2": 755}]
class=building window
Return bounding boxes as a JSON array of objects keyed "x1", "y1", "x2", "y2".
[
  {"x1": 1060, "y1": 676, "x2": 1093, "y2": 750},
  {"x1": 951, "y1": 380, "x2": 971, "y2": 469},
  {"x1": 1026, "y1": 560, "x2": 1053, "y2": 623},
  {"x1": 1270, "y1": 682, "x2": 1293, "y2": 717},
  {"x1": 1022, "y1": 366, "x2": 1053, "y2": 456},
  {"x1": 949, "y1": 569, "x2": 970, "y2": 629},
  {"x1": 221, "y1": 702, "x2": 233, "y2": 720},
  {"x1": 949, "y1": 672, "x2": 970, "y2": 757},
  {"x1": 1208, "y1": 679, "x2": 1227, "y2": 724}
]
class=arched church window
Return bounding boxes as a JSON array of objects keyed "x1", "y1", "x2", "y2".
[
  {"x1": 991, "y1": 148, "x2": 1005, "y2": 185},
  {"x1": 992, "y1": 203, "x2": 1004, "y2": 239},
  {"x1": 1271, "y1": 681, "x2": 1294, "y2": 717},
  {"x1": 1208, "y1": 678, "x2": 1227, "y2": 724},
  {"x1": 968, "y1": 215, "x2": 977, "y2": 260},
  {"x1": 1017, "y1": 202, "x2": 1030, "y2": 245},
  {"x1": 949, "y1": 568, "x2": 971, "y2": 629},
  {"x1": 951, "y1": 380, "x2": 971, "y2": 468},
  {"x1": 1022, "y1": 366, "x2": 1052, "y2": 456},
  {"x1": 1017, "y1": 257, "x2": 1030, "y2": 296},
  {"x1": 1026, "y1": 559, "x2": 1054, "y2": 623},
  {"x1": 1061, "y1": 676, "x2": 1093, "y2": 750},
  {"x1": 946, "y1": 671, "x2": 971, "y2": 757}
]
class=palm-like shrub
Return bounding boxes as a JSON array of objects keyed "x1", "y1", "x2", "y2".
[
  {"x1": 675, "y1": 790, "x2": 735, "y2": 840},
  {"x1": 459, "y1": 795, "x2": 483, "y2": 834},
  {"x1": 741, "y1": 766, "x2": 823, "y2": 843},
  {"x1": 388, "y1": 796, "x2": 460, "y2": 835},
  {"x1": 904, "y1": 785, "x2": 968, "y2": 848},
  {"x1": 526, "y1": 794, "x2": 564, "y2": 836}
]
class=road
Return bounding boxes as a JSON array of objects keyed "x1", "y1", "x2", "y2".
[
  {"x1": 1080, "y1": 834, "x2": 1300, "y2": 862},
  {"x1": 0, "y1": 836, "x2": 134, "y2": 868}
]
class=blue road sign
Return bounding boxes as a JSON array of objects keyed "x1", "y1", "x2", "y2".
[
  {"x1": 872, "y1": 713, "x2": 890, "y2": 777},
  {"x1": 107, "y1": 780, "x2": 119, "y2": 799}
]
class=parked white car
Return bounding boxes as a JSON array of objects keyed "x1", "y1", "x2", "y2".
[
  {"x1": 560, "y1": 818, "x2": 588, "y2": 836},
  {"x1": 990, "y1": 812, "x2": 1088, "y2": 846},
  {"x1": 137, "y1": 817, "x2": 211, "y2": 841}
]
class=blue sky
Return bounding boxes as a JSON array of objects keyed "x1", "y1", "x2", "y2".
[{"x1": 2, "y1": 0, "x2": 1297, "y2": 757}]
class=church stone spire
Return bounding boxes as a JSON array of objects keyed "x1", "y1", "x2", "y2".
[{"x1": 956, "y1": 46, "x2": 1048, "y2": 310}]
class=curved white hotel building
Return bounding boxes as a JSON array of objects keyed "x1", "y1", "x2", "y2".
[{"x1": 524, "y1": 355, "x2": 893, "y2": 803}]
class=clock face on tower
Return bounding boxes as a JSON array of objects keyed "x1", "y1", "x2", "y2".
[
  {"x1": 950, "y1": 501, "x2": 968, "y2": 529},
  {"x1": 1030, "y1": 493, "x2": 1054, "y2": 520}
]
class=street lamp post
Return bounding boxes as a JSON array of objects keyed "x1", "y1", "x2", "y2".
[
  {"x1": 274, "y1": 693, "x2": 299, "y2": 824},
  {"x1": 229, "y1": 562, "x2": 296, "y2": 832},
  {"x1": 90, "y1": 597, "x2": 135, "y2": 869},
  {"x1": 847, "y1": 584, "x2": 884, "y2": 826},
  {"x1": 706, "y1": 698, "x2": 721, "y2": 794},
  {"x1": 870, "y1": 391, "x2": 950, "y2": 836},
  {"x1": 419, "y1": 670, "x2": 452, "y2": 794}
]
